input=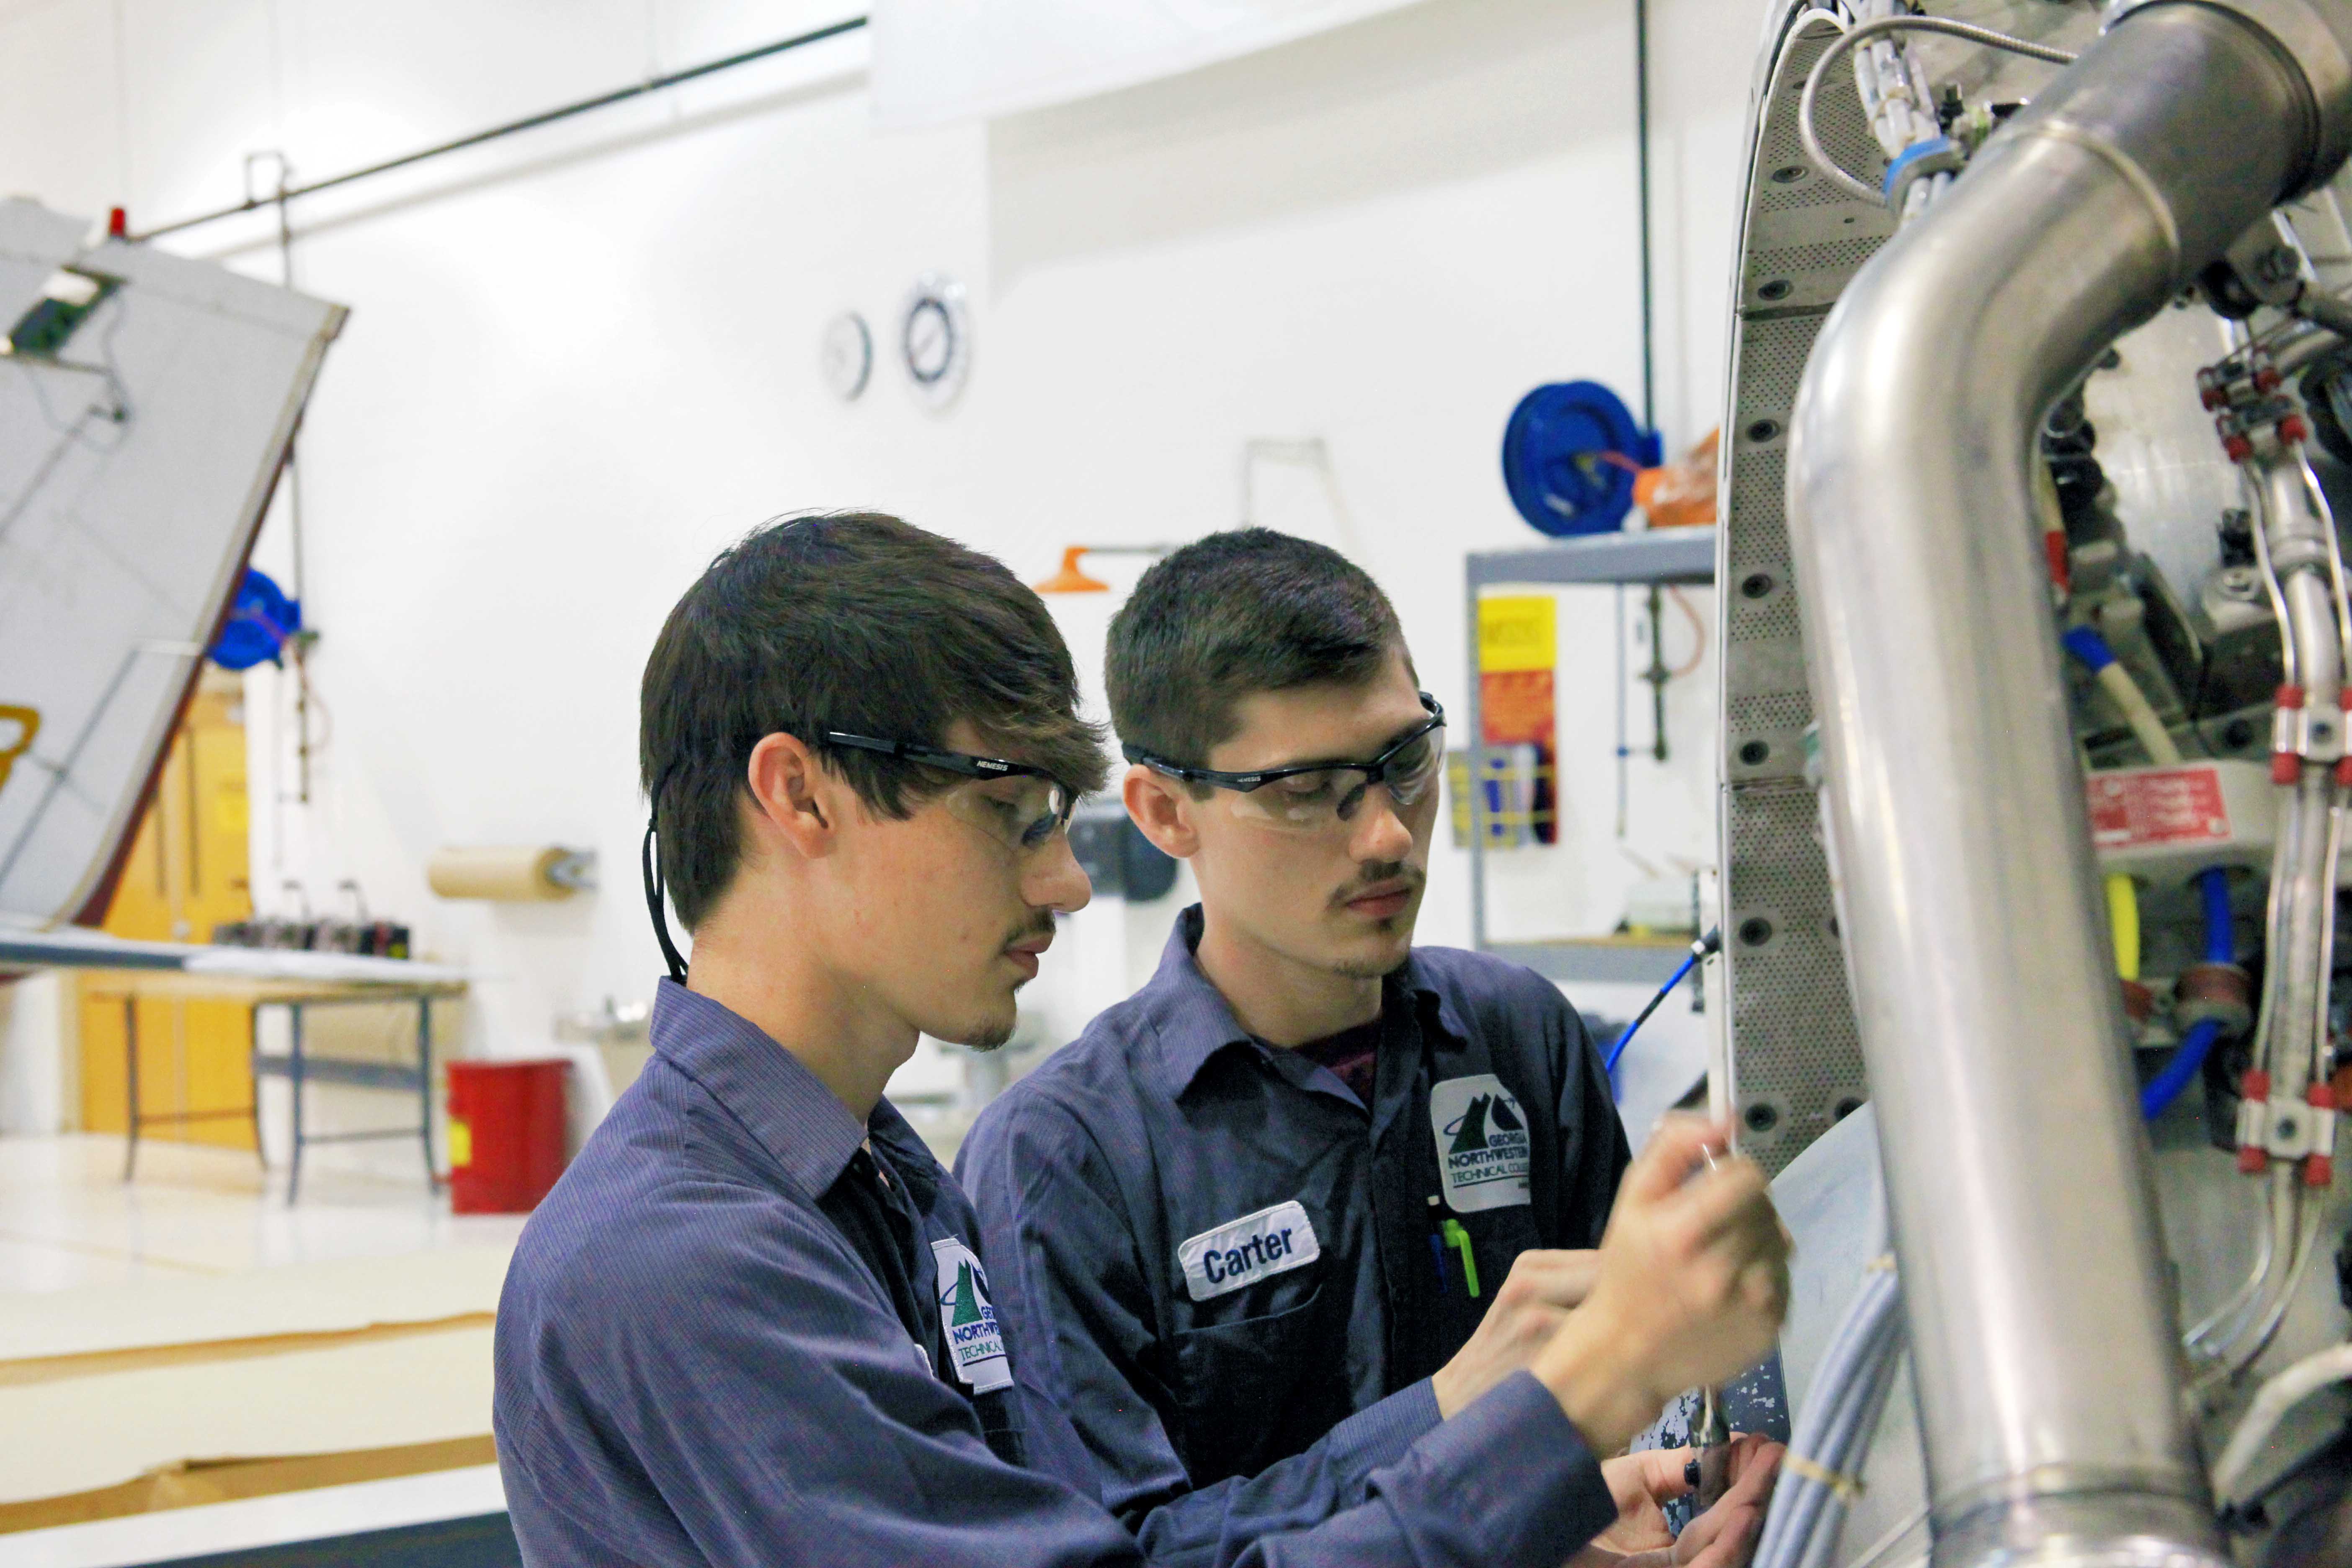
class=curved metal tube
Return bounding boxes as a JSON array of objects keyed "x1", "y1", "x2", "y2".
[{"x1": 1784, "y1": 3, "x2": 2348, "y2": 1562}]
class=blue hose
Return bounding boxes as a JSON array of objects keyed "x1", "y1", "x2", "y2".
[
  {"x1": 2141, "y1": 868, "x2": 2234, "y2": 1119},
  {"x1": 2199, "y1": 866, "x2": 2234, "y2": 965},
  {"x1": 2141, "y1": 1019, "x2": 2222, "y2": 1120},
  {"x1": 1605, "y1": 950, "x2": 1700, "y2": 1075},
  {"x1": 2061, "y1": 624, "x2": 2117, "y2": 672},
  {"x1": 1603, "y1": 927, "x2": 1721, "y2": 1085}
]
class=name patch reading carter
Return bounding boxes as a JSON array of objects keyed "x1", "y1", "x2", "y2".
[{"x1": 1177, "y1": 1199, "x2": 1321, "y2": 1302}]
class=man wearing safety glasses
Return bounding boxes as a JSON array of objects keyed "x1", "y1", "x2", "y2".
[
  {"x1": 493, "y1": 513, "x2": 1790, "y2": 1568},
  {"x1": 960, "y1": 529, "x2": 1782, "y2": 1566}
]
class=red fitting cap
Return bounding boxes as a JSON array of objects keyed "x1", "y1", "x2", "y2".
[
  {"x1": 2283, "y1": 413, "x2": 2312, "y2": 445},
  {"x1": 2245, "y1": 1069, "x2": 2273, "y2": 1100},
  {"x1": 2275, "y1": 752, "x2": 2304, "y2": 785},
  {"x1": 2306, "y1": 1154, "x2": 2334, "y2": 1189},
  {"x1": 2202, "y1": 385, "x2": 2228, "y2": 410},
  {"x1": 2241, "y1": 1143, "x2": 2272, "y2": 1174},
  {"x1": 2257, "y1": 367, "x2": 2283, "y2": 392},
  {"x1": 106, "y1": 207, "x2": 126, "y2": 239},
  {"x1": 2044, "y1": 530, "x2": 2070, "y2": 593},
  {"x1": 2280, "y1": 685, "x2": 2308, "y2": 709},
  {"x1": 2226, "y1": 433, "x2": 2255, "y2": 461},
  {"x1": 2311, "y1": 1083, "x2": 2338, "y2": 1110},
  {"x1": 2335, "y1": 755, "x2": 2352, "y2": 787}
]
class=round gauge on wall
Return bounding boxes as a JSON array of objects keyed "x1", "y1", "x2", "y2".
[
  {"x1": 900, "y1": 274, "x2": 971, "y2": 408},
  {"x1": 820, "y1": 311, "x2": 872, "y2": 401}
]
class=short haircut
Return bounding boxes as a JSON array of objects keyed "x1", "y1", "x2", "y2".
[
  {"x1": 1106, "y1": 528, "x2": 1406, "y2": 770},
  {"x1": 641, "y1": 512, "x2": 1107, "y2": 930}
]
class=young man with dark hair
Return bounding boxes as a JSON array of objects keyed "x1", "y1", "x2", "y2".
[
  {"x1": 493, "y1": 513, "x2": 1791, "y2": 1568},
  {"x1": 960, "y1": 528, "x2": 1781, "y2": 1566}
]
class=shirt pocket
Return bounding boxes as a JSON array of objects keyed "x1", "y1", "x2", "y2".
[
  {"x1": 1166, "y1": 1281, "x2": 1352, "y2": 1487},
  {"x1": 1460, "y1": 1201, "x2": 1545, "y2": 1284}
]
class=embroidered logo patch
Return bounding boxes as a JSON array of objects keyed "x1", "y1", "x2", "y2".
[
  {"x1": 1431, "y1": 1074, "x2": 1532, "y2": 1212},
  {"x1": 930, "y1": 1236, "x2": 1013, "y2": 1393},
  {"x1": 1177, "y1": 1199, "x2": 1321, "y2": 1302}
]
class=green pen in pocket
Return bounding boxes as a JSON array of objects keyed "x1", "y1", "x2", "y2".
[{"x1": 1439, "y1": 1218, "x2": 1480, "y2": 1298}]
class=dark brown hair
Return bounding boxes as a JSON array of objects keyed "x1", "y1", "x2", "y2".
[
  {"x1": 641, "y1": 512, "x2": 1107, "y2": 930},
  {"x1": 1106, "y1": 528, "x2": 1406, "y2": 772}
]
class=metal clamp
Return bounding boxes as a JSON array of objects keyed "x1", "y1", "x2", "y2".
[
  {"x1": 2272, "y1": 689, "x2": 2345, "y2": 776},
  {"x1": 2235, "y1": 1073, "x2": 2340, "y2": 1184},
  {"x1": 1883, "y1": 137, "x2": 1966, "y2": 214}
]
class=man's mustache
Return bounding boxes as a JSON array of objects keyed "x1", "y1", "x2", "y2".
[{"x1": 1329, "y1": 863, "x2": 1425, "y2": 910}]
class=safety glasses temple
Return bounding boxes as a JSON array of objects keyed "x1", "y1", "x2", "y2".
[
  {"x1": 822, "y1": 730, "x2": 1074, "y2": 797},
  {"x1": 1122, "y1": 694, "x2": 1446, "y2": 791}
]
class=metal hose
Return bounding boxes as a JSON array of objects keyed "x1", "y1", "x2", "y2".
[
  {"x1": 1754, "y1": 1263, "x2": 1906, "y2": 1568},
  {"x1": 1782, "y1": 0, "x2": 2352, "y2": 1560}
]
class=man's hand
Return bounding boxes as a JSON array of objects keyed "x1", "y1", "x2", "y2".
[
  {"x1": 1573, "y1": 1436, "x2": 1783, "y2": 1568},
  {"x1": 1429, "y1": 1249, "x2": 1601, "y2": 1417},
  {"x1": 1532, "y1": 1116, "x2": 1792, "y2": 1454}
]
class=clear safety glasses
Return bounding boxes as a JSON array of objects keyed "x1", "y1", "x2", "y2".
[
  {"x1": 1124, "y1": 694, "x2": 1447, "y2": 833},
  {"x1": 823, "y1": 731, "x2": 1077, "y2": 856},
  {"x1": 642, "y1": 727, "x2": 1081, "y2": 983}
]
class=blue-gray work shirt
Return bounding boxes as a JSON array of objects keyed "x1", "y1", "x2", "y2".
[
  {"x1": 958, "y1": 908, "x2": 1629, "y2": 1520},
  {"x1": 492, "y1": 978, "x2": 1617, "y2": 1568}
]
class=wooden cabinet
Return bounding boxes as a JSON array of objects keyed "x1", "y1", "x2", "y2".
[{"x1": 79, "y1": 671, "x2": 254, "y2": 1148}]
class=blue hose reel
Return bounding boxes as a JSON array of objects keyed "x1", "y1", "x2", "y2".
[
  {"x1": 209, "y1": 567, "x2": 302, "y2": 671},
  {"x1": 1501, "y1": 380, "x2": 1661, "y2": 536}
]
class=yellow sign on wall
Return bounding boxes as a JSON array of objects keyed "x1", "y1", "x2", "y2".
[
  {"x1": 1478, "y1": 595, "x2": 1556, "y2": 674},
  {"x1": 1473, "y1": 594, "x2": 1558, "y2": 843}
]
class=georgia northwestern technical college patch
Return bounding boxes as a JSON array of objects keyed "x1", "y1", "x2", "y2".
[
  {"x1": 1430, "y1": 1074, "x2": 1533, "y2": 1212},
  {"x1": 930, "y1": 1236, "x2": 1013, "y2": 1393}
]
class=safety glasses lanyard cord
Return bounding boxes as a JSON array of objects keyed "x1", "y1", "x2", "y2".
[{"x1": 642, "y1": 809, "x2": 689, "y2": 983}]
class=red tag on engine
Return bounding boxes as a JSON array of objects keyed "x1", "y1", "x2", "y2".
[{"x1": 2086, "y1": 766, "x2": 2231, "y2": 849}]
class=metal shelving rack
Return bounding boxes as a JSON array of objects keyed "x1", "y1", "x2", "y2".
[{"x1": 1463, "y1": 527, "x2": 1715, "y2": 987}]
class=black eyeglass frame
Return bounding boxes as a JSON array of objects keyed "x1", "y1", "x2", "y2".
[
  {"x1": 1121, "y1": 692, "x2": 1447, "y2": 794},
  {"x1": 642, "y1": 725, "x2": 1083, "y2": 983},
  {"x1": 818, "y1": 729, "x2": 1081, "y2": 811}
]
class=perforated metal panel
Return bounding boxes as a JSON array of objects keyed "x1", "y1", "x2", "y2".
[{"x1": 1717, "y1": 10, "x2": 1890, "y2": 1175}]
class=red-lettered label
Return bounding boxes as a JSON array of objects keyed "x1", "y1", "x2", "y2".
[{"x1": 2087, "y1": 766, "x2": 2230, "y2": 848}]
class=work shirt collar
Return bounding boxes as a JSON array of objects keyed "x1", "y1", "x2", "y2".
[
  {"x1": 649, "y1": 977, "x2": 929, "y2": 1204},
  {"x1": 1141, "y1": 904, "x2": 1468, "y2": 1101}
]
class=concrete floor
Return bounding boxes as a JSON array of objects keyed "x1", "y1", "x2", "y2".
[
  {"x1": 6, "y1": 1465, "x2": 511, "y2": 1568},
  {"x1": 0, "y1": 1134, "x2": 527, "y2": 1295},
  {"x1": 0, "y1": 1133, "x2": 527, "y2": 1565}
]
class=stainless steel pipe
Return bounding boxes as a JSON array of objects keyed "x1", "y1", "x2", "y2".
[
  {"x1": 1784, "y1": 3, "x2": 2352, "y2": 1562},
  {"x1": 2268, "y1": 475, "x2": 2340, "y2": 1106}
]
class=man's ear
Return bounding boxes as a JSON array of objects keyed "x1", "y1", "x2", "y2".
[
  {"x1": 1123, "y1": 764, "x2": 1201, "y2": 860},
  {"x1": 745, "y1": 732, "x2": 841, "y2": 860}
]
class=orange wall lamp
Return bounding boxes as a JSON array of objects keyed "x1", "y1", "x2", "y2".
[{"x1": 1034, "y1": 544, "x2": 1175, "y2": 594}]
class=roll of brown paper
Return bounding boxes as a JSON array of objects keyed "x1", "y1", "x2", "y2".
[{"x1": 428, "y1": 846, "x2": 579, "y2": 901}]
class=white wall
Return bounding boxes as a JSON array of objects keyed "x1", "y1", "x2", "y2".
[{"x1": 0, "y1": 0, "x2": 1755, "y2": 1164}]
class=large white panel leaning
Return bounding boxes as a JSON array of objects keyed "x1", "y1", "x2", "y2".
[
  {"x1": 0, "y1": 202, "x2": 85, "y2": 327},
  {"x1": 0, "y1": 200, "x2": 344, "y2": 927}
]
